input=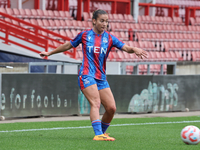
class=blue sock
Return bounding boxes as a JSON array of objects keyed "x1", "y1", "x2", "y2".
[
  {"x1": 92, "y1": 119, "x2": 103, "y2": 135},
  {"x1": 101, "y1": 121, "x2": 110, "y2": 134}
]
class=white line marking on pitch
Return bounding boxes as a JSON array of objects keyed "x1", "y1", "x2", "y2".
[{"x1": 0, "y1": 120, "x2": 200, "y2": 133}]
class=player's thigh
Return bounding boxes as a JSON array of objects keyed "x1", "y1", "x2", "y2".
[
  {"x1": 82, "y1": 84, "x2": 101, "y2": 107},
  {"x1": 99, "y1": 88, "x2": 116, "y2": 110}
]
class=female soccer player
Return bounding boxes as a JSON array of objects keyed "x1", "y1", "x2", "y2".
[{"x1": 40, "y1": 9, "x2": 148, "y2": 141}]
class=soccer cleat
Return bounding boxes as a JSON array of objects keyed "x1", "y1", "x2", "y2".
[
  {"x1": 104, "y1": 133, "x2": 115, "y2": 140},
  {"x1": 93, "y1": 134, "x2": 115, "y2": 141},
  {"x1": 104, "y1": 133, "x2": 110, "y2": 136}
]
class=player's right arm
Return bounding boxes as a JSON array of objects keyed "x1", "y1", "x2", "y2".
[{"x1": 40, "y1": 41, "x2": 73, "y2": 57}]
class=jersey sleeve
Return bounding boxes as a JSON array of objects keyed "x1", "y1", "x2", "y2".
[
  {"x1": 110, "y1": 34, "x2": 125, "y2": 50},
  {"x1": 70, "y1": 31, "x2": 84, "y2": 47}
]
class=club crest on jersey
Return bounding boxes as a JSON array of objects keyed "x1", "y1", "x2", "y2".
[
  {"x1": 103, "y1": 37, "x2": 108, "y2": 43},
  {"x1": 88, "y1": 36, "x2": 91, "y2": 40}
]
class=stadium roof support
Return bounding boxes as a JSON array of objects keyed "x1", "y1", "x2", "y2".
[
  {"x1": 139, "y1": 3, "x2": 179, "y2": 18},
  {"x1": 76, "y1": 0, "x2": 130, "y2": 20},
  {"x1": 185, "y1": 7, "x2": 200, "y2": 26},
  {"x1": 34, "y1": 0, "x2": 40, "y2": 9}
]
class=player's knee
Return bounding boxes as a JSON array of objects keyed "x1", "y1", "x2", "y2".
[
  {"x1": 107, "y1": 105, "x2": 116, "y2": 114},
  {"x1": 90, "y1": 99, "x2": 101, "y2": 109}
]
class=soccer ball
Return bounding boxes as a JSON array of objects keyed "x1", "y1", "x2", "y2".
[{"x1": 181, "y1": 125, "x2": 200, "y2": 145}]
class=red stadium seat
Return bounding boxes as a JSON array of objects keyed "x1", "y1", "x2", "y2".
[
  {"x1": 24, "y1": 9, "x2": 34, "y2": 19},
  {"x1": 54, "y1": 20, "x2": 63, "y2": 29},
  {"x1": 36, "y1": 9, "x2": 45, "y2": 18},
  {"x1": 64, "y1": 11, "x2": 73, "y2": 20},
  {"x1": 76, "y1": 51, "x2": 83, "y2": 60},
  {"x1": 76, "y1": 20, "x2": 85, "y2": 30},
  {"x1": 30, "y1": 9, "x2": 40, "y2": 19},
  {"x1": 119, "y1": 31, "x2": 128, "y2": 41},
  {"x1": 5, "y1": 8, "x2": 13, "y2": 16},
  {"x1": 12, "y1": 8, "x2": 21, "y2": 18},
  {"x1": 174, "y1": 51, "x2": 183, "y2": 61},
  {"x1": 108, "y1": 13, "x2": 114, "y2": 22},
  {"x1": 30, "y1": 19, "x2": 38, "y2": 26},
  {"x1": 173, "y1": 17, "x2": 184, "y2": 25},
  {"x1": 71, "y1": 29, "x2": 78, "y2": 39},
  {"x1": 155, "y1": 52, "x2": 163, "y2": 61},
  {"x1": 148, "y1": 24, "x2": 155, "y2": 32},
  {"x1": 83, "y1": 12, "x2": 89, "y2": 21},
  {"x1": 169, "y1": 51, "x2": 178, "y2": 61},
  {"x1": 149, "y1": 16, "x2": 156, "y2": 24},
  {"x1": 65, "y1": 29, "x2": 73, "y2": 38},
  {"x1": 20, "y1": 18, "x2": 31, "y2": 28},
  {"x1": 132, "y1": 23, "x2": 140, "y2": 32},
  {"x1": 59, "y1": 20, "x2": 66, "y2": 28},
  {"x1": 141, "y1": 15, "x2": 147, "y2": 24},
  {"x1": 43, "y1": 10, "x2": 50, "y2": 19},
  {"x1": 113, "y1": 14, "x2": 119, "y2": 22},
  {"x1": 139, "y1": 24, "x2": 146, "y2": 32},
  {"x1": 107, "y1": 51, "x2": 113, "y2": 61},
  {"x1": 65, "y1": 20, "x2": 73, "y2": 29},
  {"x1": 0, "y1": 7, "x2": 6, "y2": 14},
  {"x1": 88, "y1": 21, "x2": 93, "y2": 28},
  {"x1": 48, "y1": 19, "x2": 57, "y2": 30},
  {"x1": 53, "y1": 10, "x2": 62, "y2": 20},
  {"x1": 139, "y1": 65, "x2": 146, "y2": 74},
  {"x1": 58, "y1": 11, "x2": 68, "y2": 20},
  {"x1": 126, "y1": 65, "x2": 134, "y2": 74},
  {"x1": 42, "y1": 19, "x2": 51, "y2": 29},
  {"x1": 118, "y1": 14, "x2": 125, "y2": 22},
  {"x1": 191, "y1": 42, "x2": 200, "y2": 51},
  {"x1": 123, "y1": 51, "x2": 132, "y2": 62},
  {"x1": 117, "y1": 50, "x2": 125, "y2": 61},
  {"x1": 191, "y1": 51, "x2": 197, "y2": 61},
  {"x1": 149, "y1": 51, "x2": 156, "y2": 61},
  {"x1": 115, "y1": 23, "x2": 122, "y2": 32},
  {"x1": 109, "y1": 22, "x2": 116, "y2": 31},
  {"x1": 165, "y1": 52, "x2": 173, "y2": 61},
  {"x1": 36, "y1": 19, "x2": 45, "y2": 28},
  {"x1": 123, "y1": 23, "x2": 131, "y2": 31},
  {"x1": 45, "y1": 10, "x2": 52, "y2": 18},
  {"x1": 196, "y1": 51, "x2": 200, "y2": 61},
  {"x1": 110, "y1": 51, "x2": 119, "y2": 61},
  {"x1": 47, "y1": 39, "x2": 54, "y2": 46},
  {"x1": 125, "y1": 14, "x2": 135, "y2": 23},
  {"x1": 82, "y1": 21, "x2": 90, "y2": 30},
  {"x1": 18, "y1": 9, "x2": 29, "y2": 19},
  {"x1": 196, "y1": 17, "x2": 200, "y2": 25},
  {"x1": 4, "y1": 18, "x2": 11, "y2": 24},
  {"x1": 145, "y1": 15, "x2": 151, "y2": 24},
  {"x1": 59, "y1": 29, "x2": 67, "y2": 37},
  {"x1": 159, "y1": 52, "x2": 168, "y2": 61}
]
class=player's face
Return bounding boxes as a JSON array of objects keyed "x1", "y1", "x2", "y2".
[{"x1": 93, "y1": 14, "x2": 108, "y2": 34}]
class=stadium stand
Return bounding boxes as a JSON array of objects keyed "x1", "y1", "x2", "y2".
[{"x1": 1, "y1": 0, "x2": 200, "y2": 75}]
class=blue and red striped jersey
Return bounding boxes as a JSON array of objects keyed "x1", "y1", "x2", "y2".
[{"x1": 70, "y1": 29, "x2": 125, "y2": 80}]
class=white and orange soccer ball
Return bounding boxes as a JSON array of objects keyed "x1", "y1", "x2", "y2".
[{"x1": 181, "y1": 125, "x2": 200, "y2": 145}]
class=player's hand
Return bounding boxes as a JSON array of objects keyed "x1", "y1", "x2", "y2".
[
  {"x1": 133, "y1": 47, "x2": 148, "y2": 59},
  {"x1": 39, "y1": 51, "x2": 50, "y2": 57}
]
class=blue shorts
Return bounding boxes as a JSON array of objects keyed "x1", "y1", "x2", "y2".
[{"x1": 78, "y1": 75, "x2": 110, "y2": 91}]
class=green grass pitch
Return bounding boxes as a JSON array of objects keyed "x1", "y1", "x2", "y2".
[{"x1": 0, "y1": 116, "x2": 199, "y2": 150}]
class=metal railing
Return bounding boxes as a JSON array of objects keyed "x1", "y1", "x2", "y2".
[
  {"x1": 121, "y1": 62, "x2": 177, "y2": 75},
  {"x1": 28, "y1": 62, "x2": 81, "y2": 74}
]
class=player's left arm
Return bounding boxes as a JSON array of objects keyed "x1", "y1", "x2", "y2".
[{"x1": 121, "y1": 44, "x2": 148, "y2": 59}]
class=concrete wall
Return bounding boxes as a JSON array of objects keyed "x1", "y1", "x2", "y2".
[
  {"x1": 10, "y1": 0, "x2": 35, "y2": 9},
  {"x1": 176, "y1": 62, "x2": 200, "y2": 75},
  {"x1": 1, "y1": 61, "x2": 200, "y2": 75},
  {"x1": 0, "y1": 63, "x2": 29, "y2": 73},
  {"x1": 22, "y1": 0, "x2": 34, "y2": 9}
]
